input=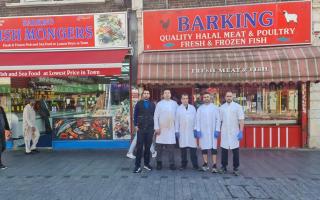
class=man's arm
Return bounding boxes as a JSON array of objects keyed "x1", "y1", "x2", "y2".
[
  {"x1": 239, "y1": 119, "x2": 244, "y2": 132},
  {"x1": 133, "y1": 102, "x2": 139, "y2": 127},
  {"x1": 214, "y1": 107, "x2": 221, "y2": 132},
  {"x1": 1, "y1": 107, "x2": 10, "y2": 130},
  {"x1": 175, "y1": 107, "x2": 180, "y2": 133},
  {"x1": 238, "y1": 105, "x2": 245, "y2": 132},
  {"x1": 154, "y1": 103, "x2": 160, "y2": 134},
  {"x1": 195, "y1": 107, "x2": 201, "y2": 132}
]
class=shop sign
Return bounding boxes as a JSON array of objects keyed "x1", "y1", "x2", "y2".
[
  {"x1": 0, "y1": 12, "x2": 128, "y2": 50},
  {"x1": 143, "y1": 1, "x2": 311, "y2": 51},
  {"x1": 191, "y1": 66, "x2": 268, "y2": 74},
  {"x1": 0, "y1": 67, "x2": 121, "y2": 78}
]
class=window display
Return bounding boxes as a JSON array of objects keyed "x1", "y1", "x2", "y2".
[
  {"x1": 4, "y1": 76, "x2": 130, "y2": 141},
  {"x1": 194, "y1": 82, "x2": 299, "y2": 124}
]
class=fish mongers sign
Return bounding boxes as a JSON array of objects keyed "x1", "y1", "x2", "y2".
[
  {"x1": 0, "y1": 12, "x2": 128, "y2": 50},
  {"x1": 143, "y1": 1, "x2": 311, "y2": 51}
]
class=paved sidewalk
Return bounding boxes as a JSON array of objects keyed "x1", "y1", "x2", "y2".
[{"x1": 0, "y1": 149, "x2": 320, "y2": 200}]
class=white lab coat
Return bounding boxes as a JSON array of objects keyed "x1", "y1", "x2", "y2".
[
  {"x1": 175, "y1": 104, "x2": 197, "y2": 148},
  {"x1": 220, "y1": 101, "x2": 245, "y2": 149},
  {"x1": 196, "y1": 103, "x2": 220, "y2": 150},
  {"x1": 23, "y1": 104, "x2": 40, "y2": 153},
  {"x1": 154, "y1": 99, "x2": 178, "y2": 144}
]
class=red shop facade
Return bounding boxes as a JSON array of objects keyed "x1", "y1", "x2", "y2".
[
  {"x1": 138, "y1": 1, "x2": 320, "y2": 148},
  {"x1": 0, "y1": 13, "x2": 130, "y2": 150}
]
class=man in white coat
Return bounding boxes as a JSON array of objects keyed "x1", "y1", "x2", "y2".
[
  {"x1": 196, "y1": 92, "x2": 220, "y2": 173},
  {"x1": 154, "y1": 89, "x2": 178, "y2": 170},
  {"x1": 218, "y1": 91, "x2": 244, "y2": 176},
  {"x1": 175, "y1": 94, "x2": 198, "y2": 170},
  {"x1": 23, "y1": 99, "x2": 40, "y2": 155}
]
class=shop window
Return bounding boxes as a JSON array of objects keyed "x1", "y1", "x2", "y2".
[
  {"x1": 194, "y1": 82, "x2": 299, "y2": 124},
  {"x1": 4, "y1": 75, "x2": 130, "y2": 142}
]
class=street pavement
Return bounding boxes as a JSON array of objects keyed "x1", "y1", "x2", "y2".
[{"x1": 0, "y1": 148, "x2": 319, "y2": 200}]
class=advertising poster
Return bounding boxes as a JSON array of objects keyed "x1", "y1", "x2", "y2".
[{"x1": 0, "y1": 12, "x2": 127, "y2": 50}]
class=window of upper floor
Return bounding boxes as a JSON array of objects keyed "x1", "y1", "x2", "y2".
[{"x1": 6, "y1": 0, "x2": 107, "y2": 7}]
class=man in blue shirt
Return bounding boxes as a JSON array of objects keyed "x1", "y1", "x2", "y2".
[{"x1": 133, "y1": 90, "x2": 156, "y2": 173}]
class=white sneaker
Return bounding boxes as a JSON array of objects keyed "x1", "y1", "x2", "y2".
[
  {"x1": 201, "y1": 163, "x2": 209, "y2": 172},
  {"x1": 152, "y1": 151, "x2": 157, "y2": 158},
  {"x1": 126, "y1": 153, "x2": 136, "y2": 159}
]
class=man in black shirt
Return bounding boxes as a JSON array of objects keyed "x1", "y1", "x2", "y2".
[{"x1": 133, "y1": 90, "x2": 156, "y2": 173}]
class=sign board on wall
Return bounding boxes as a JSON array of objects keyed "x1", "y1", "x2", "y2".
[
  {"x1": 0, "y1": 12, "x2": 128, "y2": 50},
  {"x1": 143, "y1": 1, "x2": 311, "y2": 51}
]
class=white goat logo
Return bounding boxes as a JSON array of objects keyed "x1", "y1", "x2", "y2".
[{"x1": 283, "y1": 10, "x2": 298, "y2": 24}]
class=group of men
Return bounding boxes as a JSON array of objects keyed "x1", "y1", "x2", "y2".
[{"x1": 133, "y1": 89, "x2": 244, "y2": 176}]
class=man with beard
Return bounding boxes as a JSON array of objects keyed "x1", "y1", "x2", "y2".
[
  {"x1": 133, "y1": 90, "x2": 156, "y2": 173},
  {"x1": 196, "y1": 92, "x2": 220, "y2": 173},
  {"x1": 154, "y1": 89, "x2": 178, "y2": 170},
  {"x1": 175, "y1": 94, "x2": 198, "y2": 170},
  {"x1": 23, "y1": 99, "x2": 40, "y2": 155},
  {"x1": 218, "y1": 91, "x2": 245, "y2": 176}
]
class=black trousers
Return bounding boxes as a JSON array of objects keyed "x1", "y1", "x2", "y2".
[
  {"x1": 221, "y1": 147, "x2": 239, "y2": 170},
  {"x1": 135, "y1": 129, "x2": 154, "y2": 167},
  {"x1": 181, "y1": 147, "x2": 198, "y2": 168},
  {"x1": 156, "y1": 144, "x2": 175, "y2": 165}
]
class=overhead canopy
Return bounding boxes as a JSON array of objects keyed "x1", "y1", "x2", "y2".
[
  {"x1": 137, "y1": 46, "x2": 320, "y2": 85},
  {"x1": 0, "y1": 49, "x2": 128, "y2": 77}
]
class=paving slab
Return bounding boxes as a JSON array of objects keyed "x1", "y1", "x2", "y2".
[{"x1": 0, "y1": 149, "x2": 320, "y2": 200}]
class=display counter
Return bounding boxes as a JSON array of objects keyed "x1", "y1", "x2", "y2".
[
  {"x1": 51, "y1": 114, "x2": 130, "y2": 149},
  {"x1": 242, "y1": 125, "x2": 301, "y2": 148},
  {"x1": 52, "y1": 115, "x2": 112, "y2": 140}
]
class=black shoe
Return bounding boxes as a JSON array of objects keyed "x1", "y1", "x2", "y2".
[
  {"x1": 169, "y1": 164, "x2": 176, "y2": 170},
  {"x1": 133, "y1": 167, "x2": 142, "y2": 173},
  {"x1": 179, "y1": 165, "x2": 187, "y2": 170},
  {"x1": 219, "y1": 167, "x2": 227, "y2": 174},
  {"x1": 144, "y1": 165, "x2": 153, "y2": 171},
  {"x1": 31, "y1": 149, "x2": 40, "y2": 153},
  {"x1": 25, "y1": 152, "x2": 33, "y2": 155},
  {"x1": 156, "y1": 162, "x2": 162, "y2": 170},
  {"x1": 0, "y1": 164, "x2": 7, "y2": 170}
]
